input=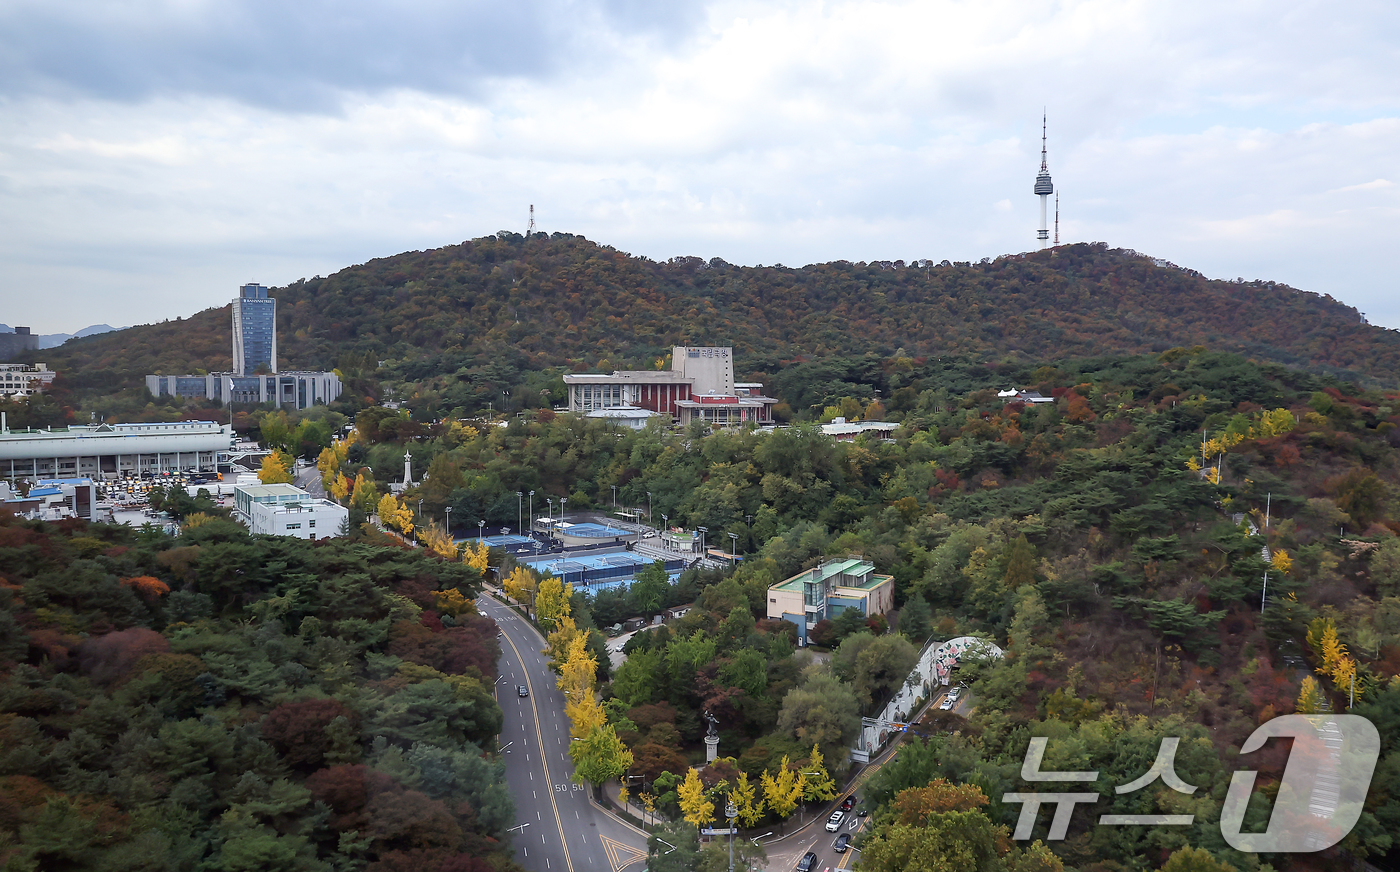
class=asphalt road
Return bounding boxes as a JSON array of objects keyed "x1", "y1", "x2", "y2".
[
  {"x1": 478, "y1": 591, "x2": 649, "y2": 872},
  {"x1": 762, "y1": 685, "x2": 971, "y2": 872}
]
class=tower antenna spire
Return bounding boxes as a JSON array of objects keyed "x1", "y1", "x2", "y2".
[
  {"x1": 527, "y1": 204, "x2": 536, "y2": 238},
  {"x1": 1033, "y1": 111, "x2": 1054, "y2": 248},
  {"x1": 1040, "y1": 112, "x2": 1048, "y2": 172},
  {"x1": 1053, "y1": 192, "x2": 1060, "y2": 246}
]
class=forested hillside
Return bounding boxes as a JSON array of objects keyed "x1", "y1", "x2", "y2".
[
  {"x1": 0, "y1": 518, "x2": 510, "y2": 872},
  {"x1": 335, "y1": 349, "x2": 1400, "y2": 872},
  {"x1": 7, "y1": 349, "x2": 1400, "y2": 871},
  {"x1": 31, "y1": 235, "x2": 1400, "y2": 418}
]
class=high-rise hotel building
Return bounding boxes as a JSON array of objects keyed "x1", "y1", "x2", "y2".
[{"x1": 232, "y1": 283, "x2": 277, "y2": 375}]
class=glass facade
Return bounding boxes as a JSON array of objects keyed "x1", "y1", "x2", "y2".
[
  {"x1": 233, "y1": 284, "x2": 276, "y2": 376},
  {"x1": 572, "y1": 384, "x2": 627, "y2": 411}
]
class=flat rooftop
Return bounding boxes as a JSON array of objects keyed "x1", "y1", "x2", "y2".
[{"x1": 773, "y1": 558, "x2": 891, "y2": 592}]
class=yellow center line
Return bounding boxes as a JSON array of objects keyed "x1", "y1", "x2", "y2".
[{"x1": 498, "y1": 617, "x2": 576, "y2": 872}]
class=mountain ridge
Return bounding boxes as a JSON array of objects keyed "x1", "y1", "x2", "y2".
[{"x1": 31, "y1": 236, "x2": 1400, "y2": 399}]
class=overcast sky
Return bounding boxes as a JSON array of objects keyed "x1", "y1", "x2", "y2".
[{"x1": 2, "y1": 0, "x2": 1398, "y2": 334}]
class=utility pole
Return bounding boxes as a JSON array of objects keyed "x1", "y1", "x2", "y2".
[{"x1": 527, "y1": 205, "x2": 536, "y2": 238}]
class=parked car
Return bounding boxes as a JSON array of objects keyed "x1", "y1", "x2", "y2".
[
  {"x1": 825, "y1": 811, "x2": 844, "y2": 832},
  {"x1": 833, "y1": 833, "x2": 851, "y2": 853},
  {"x1": 940, "y1": 696, "x2": 955, "y2": 710},
  {"x1": 797, "y1": 852, "x2": 817, "y2": 872},
  {"x1": 517, "y1": 685, "x2": 529, "y2": 697}
]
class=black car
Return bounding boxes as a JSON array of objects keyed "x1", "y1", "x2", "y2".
[
  {"x1": 797, "y1": 852, "x2": 817, "y2": 872},
  {"x1": 517, "y1": 685, "x2": 529, "y2": 697},
  {"x1": 834, "y1": 833, "x2": 851, "y2": 853}
]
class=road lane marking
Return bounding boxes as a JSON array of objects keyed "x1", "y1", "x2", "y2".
[
  {"x1": 600, "y1": 836, "x2": 647, "y2": 872},
  {"x1": 499, "y1": 623, "x2": 577, "y2": 872}
]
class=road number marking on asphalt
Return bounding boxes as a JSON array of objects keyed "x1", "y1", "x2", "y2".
[{"x1": 556, "y1": 784, "x2": 570, "y2": 792}]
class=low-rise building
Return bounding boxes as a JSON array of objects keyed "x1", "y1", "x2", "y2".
[
  {"x1": 820, "y1": 417, "x2": 899, "y2": 441},
  {"x1": 563, "y1": 346, "x2": 778, "y2": 425},
  {"x1": 233, "y1": 482, "x2": 346, "y2": 540},
  {"x1": 1, "y1": 418, "x2": 233, "y2": 482},
  {"x1": 766, "y1": 557, "x2": 895, "y2": 645},
  {"x1": 145, "y1": 371, "x2": 342, "y2": 410},
  {"x1": 0, "y1": 363, "x2": 57, "y2": 397}
]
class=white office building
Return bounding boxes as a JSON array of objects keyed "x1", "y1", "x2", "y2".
[{"x1": 233, "y1": 482, "x2": 347, "y2": 540}]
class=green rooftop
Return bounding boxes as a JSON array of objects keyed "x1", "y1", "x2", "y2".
[{"x1": 773, "y1": 558, "x2": 891, "y2": 592}]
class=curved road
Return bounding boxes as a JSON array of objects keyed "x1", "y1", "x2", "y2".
[{"x1": 478, "y1": 591, "x2": 649, "y2": 872}]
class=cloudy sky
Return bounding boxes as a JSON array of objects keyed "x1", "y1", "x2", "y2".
[{"x1": 2, "y1": 0, "x2": 1398, "y2": 333}]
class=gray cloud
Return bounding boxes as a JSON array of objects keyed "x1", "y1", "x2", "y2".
[{"x1": 0, "y1": 0, "x2": 705, "y2": 110}]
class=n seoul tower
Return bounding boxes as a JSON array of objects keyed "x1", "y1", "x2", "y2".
[{"x1": 1034, "y1": 113, "x2": 1053, "y2": 248}]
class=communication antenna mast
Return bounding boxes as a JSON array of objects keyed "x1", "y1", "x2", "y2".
[
  {"x1": 1053, "y1": 192, "x2": 1060, "y2": 246},
  {"x1": 527, "y1": 205, "x2": 535, "y2": 238},
  {"x1": 1033, "y1": 112, "x2": 1053, "y2": 248}
]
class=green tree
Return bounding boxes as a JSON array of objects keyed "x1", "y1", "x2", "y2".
[
  {"x1": 1159, "y1": 846, "x2": 1237, "y2": 872},
  {"x1": 570, "y1": 724, "x2": 633, "y2": 798},
  {"x1": 899, "y1": 593, "x2": 934, "y2": 642},
  {"x1": 776, "y1": 668, "x2": 862, "y2": 760},
  {"x1": 1003, "y1": 534, "x2": 1037, "y2": 588}
]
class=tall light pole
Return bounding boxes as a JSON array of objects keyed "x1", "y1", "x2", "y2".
[
  {"x1": 697, "y1": 526, "x2": 708, "y2": 557},
  {"x1": 444, "y1": 506, "x2": 452, "y2": 536},
  {"x1": 611, "y1": 484, "x2": 617, "y2": 509},
  {"x1": 547, "y1": 498, "x2": 554, "y2": 535},
  {"x1": 478, "y1": 519, "x2": 485, "y2": 543},
  {"x1": 528, "y1": 490, "x2": 534, "y2": 538},
  {"x1": 417, "y1": 498, "x2": 423, "y2": 520},
  {"x1": 661, "y1": 514, "x2": 668, "y2": 550},
  {"x1": 560, "y1": 497, "x2": 567, "y2": 522},
  {"x1": 729, "y1": 532, "x2": 738, "y2": 562},
  {"x1": 647, "y1": 492, "x2": 653, "y2": 528},
  {"x1": 726, "y1": 797, "x2": 738, "y2": 872},
  {"x1": 516, "y1": 491, "x2": 522, "y2": 535}
]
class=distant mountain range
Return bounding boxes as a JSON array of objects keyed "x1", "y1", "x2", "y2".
[
  {"x1": 34, "y1": 235, "x2": 1400, "y2": 400},
  {"x1": 0, "y1": 323, "x2": 121, "y2": 349}
]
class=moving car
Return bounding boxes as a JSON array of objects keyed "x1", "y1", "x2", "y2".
[
  {"x1": 517, "y1": 685, "x2": 529, "y2": 697},
  {"x1": 825, "y1": 811, "x2": 844, "y2": 832},
  {"x1": 797, "y1": 852, "x2": 817, "y2": 872},
  {"x1": 940, "y1": 695, "x2": 955, "y2": 710},
  {"x1": 840, "y1": 796, "x2": 855, "y2": 811},
  {"x1": 833, "y1": 833, "x2": 851, "y2": 853}
]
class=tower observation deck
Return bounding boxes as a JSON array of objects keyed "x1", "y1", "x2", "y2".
[{"x1": 1034, "y1": 114, "x2": 1053, "y2": 246}]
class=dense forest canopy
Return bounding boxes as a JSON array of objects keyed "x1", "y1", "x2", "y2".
[
  {"x1": 7, "y1": 349, "x2": 1400, "y2": 871},
  {"x1": 22, "y1": 235, "x2": 1400, "y2": 425}
]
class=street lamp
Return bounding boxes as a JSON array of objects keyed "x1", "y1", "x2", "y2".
[
  {"x1": 729, "y1": 532, "x2": 738, "y2": 562},
  {"x1": 647, "y1": 492, "x2": 653, "y2": 527},
  {"x1": 516, "y1": 491, "x2": 522, "y2": 535},
  {"x1": 546, "y1": 498, "x2": 554, "y2": 535},
  {"x1": 478, "y1": 519, "x2": 485, "y2": 542},
  {"x1": 417, "y1": 498, "x2": 423, "y2": 520},
  {"x1": 726, "y1": 797, "x2": 738, "y2": 872},
  {"x1": 611, "y1": 484, "x2": 617, "y2": 509},
  {"x1": 528, "y1": 490, "x2": 535, "y2": 537},
  {"x1": 661, "y1": 514, "x2": 668, "y2": 549},
  {"x1": 697, "y1": 525, "x2": 708, "y2": 557},
  {"x1": 444, "y1": 506, "x2": 452, "y2": 536},
  {"x1": 560, "y1": 497, "x2": 567, "y2": 522}
]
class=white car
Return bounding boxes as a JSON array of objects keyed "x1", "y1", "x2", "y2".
[
  {"x1": 940, "y1": 696, "x2": 956, "y2": 711},
  {"x1": 825, "y1": 811, "x2": 844, "y2": 832}
]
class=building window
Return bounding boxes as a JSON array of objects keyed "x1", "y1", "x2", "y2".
[
  {"x1": 286, "y1": 523, "x2": 301, "y2": 530},
  {"x1": 308, "y1": 520, "x2": 315, "y2": 528}
]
